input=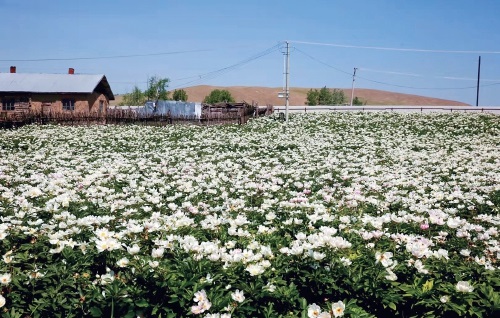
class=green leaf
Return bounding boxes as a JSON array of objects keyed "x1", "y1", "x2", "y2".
[
  {"x1": 422, "y1": 279, "x2": 434, "y2": 293},
  {"x1": 89, "y1": 307, "x2": 103, "y2": 317}
]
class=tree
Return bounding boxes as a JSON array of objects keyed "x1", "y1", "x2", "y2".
[
  {"x1": 331, "y1": 89, "x2": 346, "y2": 105},
  {"x1": 119, "y1": 86, "x2": 146, "y2": 106},
  {"x1": 145, "y1": 76, "x2": 170, "y2": 102},
  {"x1": 172, "y1": 89, "x2": 188, "y2": 101},
  {"x1": 306, "y1": 87, "x2": 346, "y2": 105},
  {"x1": 306, "y1": 89, "x2": 319, "y2": 106},
  {"x1": 352, "y1": 96, "x2": 364, "y2": 106},
  {"x1": 203, "y1": 89, "x2": 235, "y2": 104},
  {"x1": 318, "y1": 86, "x2": 333, "y2": 105}
]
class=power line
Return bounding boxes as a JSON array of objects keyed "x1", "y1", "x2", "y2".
[
  {"x1": 170, "y1": 43, "x2": 282, "y2": 89},
  {"x1": 0, "y1": 49, "x2": 213, "y2": 62},
  {"x1": 294, "y1": 47, "x2": 500, "y2": 90},
  {"x1": 290, "y1": 40, "x2": 500, "y2": 54},
  {"x1": 360, "y1": 68, "x2": 500, "y2": 82},
  {"x1": 294, "y1": 48, "x2": 352, "y2": 76}
]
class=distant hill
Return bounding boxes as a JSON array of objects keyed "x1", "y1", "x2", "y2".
[{"x1": 111, "y1": 85, "x2": 469, "y2": 106}]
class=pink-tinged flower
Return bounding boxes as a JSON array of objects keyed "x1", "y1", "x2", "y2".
[
  {"x1": 191, "y1": 304, "x2": 204, "y2": 315},
  {"x1": 331, "y1": 301, "x2": 345, "y2": 317},
  {"x1": 193, "y1": 289, "x2": 208, "y2": 303},
  {"x1": 318, "y1": 312, "x2": 331, "y2": 318},
  {"x1": 456, "y1": 281, "x2": 474, "y2": 293},
  {"x1": 198, "y1": 299, "x2": 212, "y2": 312},
  {"x1": 420, "y1": 223, "x2": 429, "y2": 230}
]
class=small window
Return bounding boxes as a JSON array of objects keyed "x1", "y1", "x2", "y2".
[
  {"x1": 1, "y1": 99, "x2": 15, "y2": 111},
  {"x1": 62, "y1": 99, "x2": 75, "y2": 111}
]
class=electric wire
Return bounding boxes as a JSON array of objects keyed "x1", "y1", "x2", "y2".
[
  {"x1": 294, "y1": 48, "x2": 353, "y2": 76},
  {"x1": 169, "y1": 43, "x2": 282, "y2": 89},
  {"x1": 0, "y1": 49, "x2": 213, "y2": 62},
  {"x1": 290, "y1": 40, "x2": 500, "y2": 55},
  {"x1": 294, "y1": 47, "x2": 500, "y2": 90}
]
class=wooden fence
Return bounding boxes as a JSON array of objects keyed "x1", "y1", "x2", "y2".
[{"x1": 0, "y1": 108, "x2": 258, "y2": 129}]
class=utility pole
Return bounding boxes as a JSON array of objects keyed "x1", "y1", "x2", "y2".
[
  {"x1": 285, "y1": 41, "x2": 290, "y2": 122},
  {"x1": 350, "y1": 67, "x2": 358, "y2": 106},
  {"x1": 476, "y1": 56, "x2": 481, "y2": 107}
]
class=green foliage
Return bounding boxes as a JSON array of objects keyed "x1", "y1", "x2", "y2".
[
  {"x1": 203, "y1": 89, "x2": 235, "y2": 104},
  {"x1": 144, "y1": 75, "x2": 170, "y2": 102},
  {"x1": 352, "y1": 96, "x2": 364, "y2": 106},
  {"x1": 0, "y1": 113, "x2": 499, "y2": 317},
  {"x1": 172, "y1": 89, "x2": 188, "y2": 102},
  {"x1": 306, "y1": 89, "x2": 320, "y2": 106},
  {"x1": 119, "y1": 75, "x2": 170, "y2": 106},
  {"x1": 119, "y1": 86, "x2": 146, "y2": 106},
  {"x1": 306, "y1": 86, "x2": 346, "y2": 105}
]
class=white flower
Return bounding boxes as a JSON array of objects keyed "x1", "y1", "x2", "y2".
[
  {"x1": 331, "y1": 300, "x2": 345, "y2": 317},
  {"x1": 264, "y1": 282, "x2": 276, "y2": 292},
  {"x1": 151, "y1": 247, "x2": 164, "y2": 258},
  {"x1": 312, "y1": 251, "x2": 326, "y2": 261},
  {"x1": 340, "y1": 257, "x2": 352, "y2": 266},
  {"x1": 245, "y1": 264, "x2": 265, "y2": 276},
  {"x1": 456, "y1": 281, "x2": 474, "y2": 293},
  {"x1": 191, "y1": 304, "x2": 204, "y2": 314},
  {"x1": 204, "y1": 273, "x2": 214, "y2": 284},
  {"x1": 440, "y1": 295, "x2": 449, "y2": 303},
  {"x1": 27, "y1": 186, "x2": 43, "y2": 198},
  {"x1": 231, "y1": 289, "x2": 245, "y2": 303},
  {"x1": 127, "y1": 244, "x2": 140, "y2": 255},
  {"x1": 0, "y1": 273, "x2": 11, "y2": 285},
  {"x1": 459, "y1": 249, "x2": 471, "y2": 257},
  {"x1": 414, "y1": 260, "x2": 429, "y2": 274},
  {"x1": 385, "y1": 269, "x2": 398, "y2": 281},
  {"x1": 95, "y1": 238, "x2": 121, "y2": 253},
  {"x1": 148, "y1": 260, "x2": 159, "y2": 268},
  {"x1": 116, "y1": 257, "x2": 129, "y2": 268},
  {"x1": 193, "y1": 289, "x2": 208, "y2": 303},
  {"x1": 0, "y1": 294, "x2": 5, "y2": 308},
  {"x1": 2, "y1": 250, "x2": 13, "y2": 264},
  {"x1": 375, "y1": 251, "x2": 394, "y2": 268},
  {"x1": 308, "y1": 303, "x2": 321, "y2": 318}
]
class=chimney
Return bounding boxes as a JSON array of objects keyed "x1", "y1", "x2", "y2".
[
  {"x1": 10, "y1": 66, "x2": 16, "y2": 73},
  {"x1": 68, "y1": 68, "x2": 75, "y2": 75}
]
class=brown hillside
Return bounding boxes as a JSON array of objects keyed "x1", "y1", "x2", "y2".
[{"x1": 111, "y1": 86, "x2": 469, "y2": 106}]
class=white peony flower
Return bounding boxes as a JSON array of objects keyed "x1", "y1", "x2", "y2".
[
  {"x1": 245, "y1": 264, "x2": 265, "y2": 276},
  {"x1": 308, "y1": 303, "x2": 321, "y2": 318},
  {"x1": 456, "y1": 281, "x2": 474, "y2": 293},
  {"x1": 231, "y1": 289, "x2": 245, "y2": 303},
  {"x1": 331, "y1": 300, "x2": 345, "y2": 317},
  {"x1": 0, "y1": 273, "x2": 12, "y2": 285}
]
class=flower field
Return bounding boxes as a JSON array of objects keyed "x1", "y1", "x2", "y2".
[{"x1": 0, "y1": 112, "x2": 499, "y2": 318}]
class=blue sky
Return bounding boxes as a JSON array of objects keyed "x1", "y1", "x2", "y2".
[{"x1": 1, "y1": 0, "x2": 499, "y2": 105}]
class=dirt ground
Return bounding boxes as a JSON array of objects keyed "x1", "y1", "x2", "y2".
[{"x1": 111, "y1": 85, "x2": 469, "y2": 106}]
